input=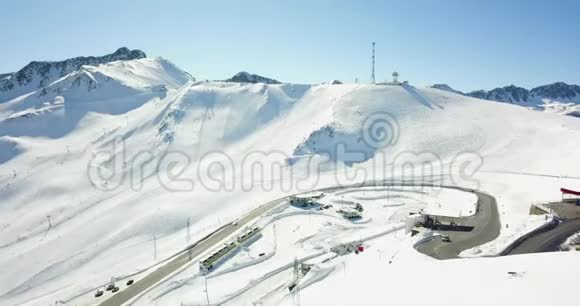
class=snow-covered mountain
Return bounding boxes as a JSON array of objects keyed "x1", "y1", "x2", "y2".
[
  {"x1": 1, "y1": 50, "x2": 580, "y2": 306},
  {"x1": 225, "y1": 71, "x2": 281, "y2": 84},
  {"x1": 0, "y1": 47, "x2": 147, "y2": 102},
  {"x1": 0, "y1": 52, "x2": 193, "y2": 139}
]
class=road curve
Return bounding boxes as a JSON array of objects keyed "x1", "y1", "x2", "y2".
[
  {"x1": 414, "y1": 190, "x2": 501, "y2": 259},
  {"x1": 502, "y1": 218, "x2": 580, "y2": 255}
]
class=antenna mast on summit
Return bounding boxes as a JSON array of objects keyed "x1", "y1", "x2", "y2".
[{"x1": 371, "y1": 42, "x2": 376, "y2": 84}]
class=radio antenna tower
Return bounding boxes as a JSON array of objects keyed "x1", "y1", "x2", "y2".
[{"x1": 371, "y1": 42, "x2": 376, "y2": 84}]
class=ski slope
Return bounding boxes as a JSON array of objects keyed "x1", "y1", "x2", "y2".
[{"x1": 0, "y1": 57, "x2": 579, "y2": 305}]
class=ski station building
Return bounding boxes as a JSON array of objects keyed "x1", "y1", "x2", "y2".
[{"x1": 561, "y1": 188, "x2": 580, "y2": 205}]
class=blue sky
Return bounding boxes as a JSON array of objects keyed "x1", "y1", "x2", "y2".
[{"x1": 1, "y1": 0, "x2": 578, "y2": 91}]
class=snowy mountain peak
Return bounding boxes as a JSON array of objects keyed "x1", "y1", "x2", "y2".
[
  {"x1": 0, "y1": 47, "x2": 147, "y2": 102},
  {"x1": 40, "y1": 57, "x2": 192, "y2": 98},
  {"x1": 109, "y1": 47, "x2": 147, "y2": 60},
  {"x1": 225, "y1": 71, "x2": 281, "y2": 84},
  {"x1": 0, "y1": 57, "x2": 193, "y2": 124}
]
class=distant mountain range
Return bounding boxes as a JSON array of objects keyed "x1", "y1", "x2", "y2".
[
  {"x1": 432, "y1": 82, "x2": 580, "y2": 104},
  {"x1": 432, "y1": 82, "x2": 580, "y2": 117},
  {"x1": 2, "y1": 47, "x2": 578, "y2": 118}
]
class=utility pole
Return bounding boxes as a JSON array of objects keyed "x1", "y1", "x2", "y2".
[
  {"x1": 292, "y1": 258, "x2": 301, "y2": 306},
  {"x1": 389, "y1": 248, "x2": 400, "y2": 264},
  {"x1": 204, "y1": 269, "x2": 210, "y2": 306},
  {"x1": 153, "y1": 235, "x2": 157, "y2": 262},
  {"x1": 186, "y1": 217, "x2": 191, "y2": 243},
  {"x1": 41, "y1": 215, "x2": 53, "y2": 241},
  {"x1": 273, "y1": 224, "x2": 278, "y2": 250}
]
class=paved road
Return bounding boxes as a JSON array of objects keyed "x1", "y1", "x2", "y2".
[
  {"x1": 98, "y1": 198, "x2": 284, "y2": 306},
  {"x1": 415, "y1": 190, "x2": 501, "y2": 259},
  {"x1": 503, "y1": 218, "x2": 580, "y2": 255}
]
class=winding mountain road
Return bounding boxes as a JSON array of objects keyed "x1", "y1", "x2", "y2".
[{"x1": 98, "y1": 182, "x2": 496, "y2": 305}]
